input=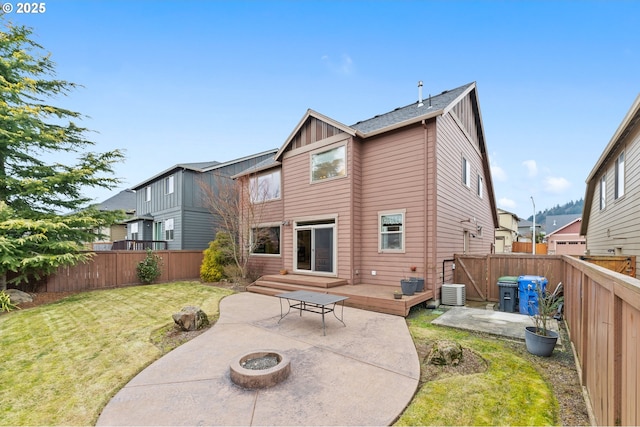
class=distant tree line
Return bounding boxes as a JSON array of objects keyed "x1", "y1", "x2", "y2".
[{"x1": 528, "y1": 198, "x2": 584, "y2": 225}]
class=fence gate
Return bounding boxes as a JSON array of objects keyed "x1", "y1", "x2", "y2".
[{"x1": 453, "y1": 255, "x2": 487, "y2": 301}]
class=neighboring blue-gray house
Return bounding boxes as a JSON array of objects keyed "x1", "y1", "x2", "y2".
[{"x1": 123, "y1": 150, "x2": 277, "y2": 250}]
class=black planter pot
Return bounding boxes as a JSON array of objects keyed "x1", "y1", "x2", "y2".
[
  {"x1": 400, "y1": 279, "x2": 416, "y2": 296},
  {"x1": 524, "y1": 326, "x2": 558, "y2": 357},
  {"x1": 410, "y1": 277, "x2": 425, "y2": 292}
]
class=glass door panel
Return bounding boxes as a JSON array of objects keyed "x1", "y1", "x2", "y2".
[{"x1": 314, "y1": 227, "x2": 333, "y2": 272}]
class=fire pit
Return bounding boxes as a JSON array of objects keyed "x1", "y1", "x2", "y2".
[{"x1": 229, "y1": 350, "x2": 291, "y2": 389}]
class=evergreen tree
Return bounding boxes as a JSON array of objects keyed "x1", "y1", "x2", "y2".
[{"x1": 0, "y1": 20, "x2": 125, "y2": 290}]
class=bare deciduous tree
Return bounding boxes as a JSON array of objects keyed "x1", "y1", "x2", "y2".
[{"x1": 200, "y1": 172, "x2": 273, "y2": 281}]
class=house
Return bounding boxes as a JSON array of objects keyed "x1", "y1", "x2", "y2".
[
  {"x1": 88, "y1": 189, "x2": 136, "y2": 251},
  {"x1": 122, "y1": 150, "x2": 277, "y2": 250},
  {"x1": 545, "y1": 214, "x2": 581, "y2": 235},
  {"x1": 546, "y1": 217, "x2": 585, "y2": 255},
  {"x1": 581, "y1": 92, "x2": 640, "y2": 273},
  {"x1": 517, "y1": 219, "x2": 535, "y2": 242},
  {"x1": 495, "y1": 209, "x2": 520, "y2": 253},
  {"x1": 237, "y1": 82, "x2": 498, "y2": 312}
]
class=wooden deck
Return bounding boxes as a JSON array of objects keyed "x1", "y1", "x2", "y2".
[{"x1": 248, "y1": 274, "x2": 435, "y2": 316}]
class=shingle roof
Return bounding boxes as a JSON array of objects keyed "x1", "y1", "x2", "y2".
[
  {"x1": 95, "y1": 189, "x2": 136, "y2": 213},
  {"x1": 350, "y1": 83, "x2": 474, "y2": 134}
]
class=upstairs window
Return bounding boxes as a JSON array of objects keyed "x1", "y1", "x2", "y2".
[
  {"x1": 145, "y1": 186, "x2": 151, "y2": 202},
  {"x1": 250, "y1": 170, "x2": 281, "y2": 203},
  {"x1": 311, "y1": 145, "x2": 346, "y2": 182},
  {"x1": 599, "y1": 174, "x2": 606, "y2": 210},
  {"x1": 379, "y1": 210, "x2": 405, "y2": 252},
  {"x1": 477, "y1": 175, "x2": 483, "y2": 198},
  {"x1": 615, "y1": 152, "x2": 625, "y2": 199},
  {"x1": 462, "y1": 157, "x2": 471, "y2": 187},
  {"x1": 165, "y1": 175, "x2": 174, "y2": 195}
]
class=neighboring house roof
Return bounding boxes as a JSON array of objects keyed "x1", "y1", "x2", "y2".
[
  {"x1": 581, "y1": 93, "x2": 640, "y2": 235},
  {"x1": 545, "y1": 214, "x2": 581, "y2": 235},
  {"x1": 94, "y1": 189, "x2": 136, "y2": 213},
  {"x1": 546, "y1": 217, "x2": 582, "y2": 238},
  {"x1": 232, "y1": 155, "x2": 281, "y2": 178},
  {"x1": 131, "y1": 150, "x2": 277, "y2": 190},
  {"x1": 497, "y1": 208, "x2": 520, "y2": 221}
]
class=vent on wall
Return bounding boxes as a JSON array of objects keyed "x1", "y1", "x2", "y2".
[{"x1": 441, "y1": 284, "x2": 466, "y2": 306}]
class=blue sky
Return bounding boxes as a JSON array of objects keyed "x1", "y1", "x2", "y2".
[{"x1": 6, "y1": 0, "x2": 639, "y2": 219}]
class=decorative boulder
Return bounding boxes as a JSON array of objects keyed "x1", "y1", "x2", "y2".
[
  {"x1": 172, "y1": 306, "x2": 209, "y2": 331},
  {"x1": 5, "y1": 289, "x2": 33, "y2": 304},
  {"x1": 427, "y1": 340, "x2": 463, "y2": 366}
]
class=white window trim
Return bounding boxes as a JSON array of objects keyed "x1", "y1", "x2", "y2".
[
  {"x1": 462, "y1": 157, "x2": 471, "y2": 188},
  {"x1": 145, "y1": 186, "x2": 151, "y2": 202},
  {"x1": 165, "y1": 175, "x2": 174, "y2": 195},
  {"x1": 615, "y1": 151, "x2": 625, "y2": 199},
  {"x1": 164, "y1": 218, "x2": 174, "y2": 241},
  {"x1": 600, "y1": 174, "x2": 606, "y2": 210},
  {"x1": 378, "y1": 209, "x2": 406, "y2": 253},
  {"x1": 477, "y1": 175, "x2": 483, "y2": 199},
  {"x1": 250, "y1": 223, "x2": 282, "y2": 257},
  {"x1": 310, "y1": 144, "x2": 347, "y2": 183}
]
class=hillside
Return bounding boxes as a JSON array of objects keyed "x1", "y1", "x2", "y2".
[{"x1": 528, "y1": 199, "x2": 584, "y2": 225}]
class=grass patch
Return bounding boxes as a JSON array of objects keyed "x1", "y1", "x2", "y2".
[
  {"x1": 395, "y1": 306, "x2": 558, "y2": 426},
  {"x1": 0, "y1": 282, "x2": 233, "y2": 426}
]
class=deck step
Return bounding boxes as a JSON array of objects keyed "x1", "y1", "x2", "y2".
[
  {"x1": 247, "y1": 279, "x2": 434, "y2": 317},
  {"x1": 258, "y1": 274, "x2": 347, "y2": 288}
]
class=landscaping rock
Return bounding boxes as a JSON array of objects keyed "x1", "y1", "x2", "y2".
[
  {"x1": 5, "y1": 289, "x2": 33, "y2": 304},
  {"x1": 172, "y1": 306, "x2": 209, "y2": 331},
  {"x1": 427, "y1": 340, "x2": 463, "y2": 366}
]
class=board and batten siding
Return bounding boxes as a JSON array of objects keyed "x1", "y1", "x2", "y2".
[
  {"x1": 359, "y1": 124, "x2": 428, "y2": 287},
  {"x1": 136, "y1": 171, "x2": 182, "y2": 216},
  {"x1": 586, "y1": 122, "x2": 640, "y2": 274},
  {"x1": 435, "y1": 110, "x2": 495, "y2": 288},
  {"x1": 281, "y1": 135, "x2": 354, "y2": 279}
]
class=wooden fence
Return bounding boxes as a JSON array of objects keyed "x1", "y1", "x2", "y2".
[
  {"x1": 454, "y1": 253, "x2": 640, "y2": 426},
  {"x1": 44, "y1": 250, "x2": 204, "y2": 292},
  {"x1": 454, "y1": 254, "x2": 564, "y2": 301},
  {"x1": 512, "y1": 241, "x2": 549, "y2": 254}
]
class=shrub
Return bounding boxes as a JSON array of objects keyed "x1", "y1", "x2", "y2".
[
  {"x1": 200, "y1": 232, "x2": 234, "y2": 282},
  {"x1": 136, "y1": 249, "x2": 163, "y2": 284},
  {"x1": 0, "y1": 290, "x2": 18, "y2": 312}
]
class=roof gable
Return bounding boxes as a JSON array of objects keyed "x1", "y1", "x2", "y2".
[
  {"x1": 275, "y1": 110, "x2": 355, "y2": 161},
  {"x1": 547, "y1": 218, "x2": 582, "y2": 237}
]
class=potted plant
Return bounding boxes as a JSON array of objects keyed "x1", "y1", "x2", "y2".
[
  {"x1": 524, "y1": 282, "x2": 563, "y2": 357},
  {"x1": 400, "y1": 278, "x2": 416, "y2": 296},
  {"x1": 393, "y1": 290, "x2": 403, "y2": 299}
]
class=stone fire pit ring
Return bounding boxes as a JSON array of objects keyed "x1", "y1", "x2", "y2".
[{"x1": 229, "y1": 350, "x2": 291, "y2": 389}]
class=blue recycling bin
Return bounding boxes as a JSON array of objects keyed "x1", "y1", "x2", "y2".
[{"x1": 518, "y1": 275, "x2": 548, "y2": 315}]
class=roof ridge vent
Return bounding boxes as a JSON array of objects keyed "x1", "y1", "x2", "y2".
[{"x1": 418, "y1": 81, "x2": 424, "y2": 107}]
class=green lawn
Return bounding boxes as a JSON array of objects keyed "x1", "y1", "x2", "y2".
[
  {"x1": 395, "y1": 307, "x2": 558, "y2": 426},
  {"x1": 2, "y1": 285, "x2": 560, "y2": 426},
  {"x1": 0, "y1": 282, "x2": 233, "y2": 426}
]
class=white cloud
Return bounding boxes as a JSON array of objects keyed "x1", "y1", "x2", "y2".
[
  {"x1": 491, "y1": 164, "x2": 507, "y2": 181},
  {"x1": 321, "y1": 54, "x2": 354, "y2": 75},
  {"x1": 522, "y1": 160, "x2": 538, "y2": 177},
  {"x1": 498, "y1": 197, "x2": 517, "y2": 209},
  {"x1": 544, "y1": 176, "x2": 571, "y2": 193}
]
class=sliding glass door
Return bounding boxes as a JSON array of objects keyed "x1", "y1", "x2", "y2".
[{"x1": 295, "y1": 220, "x2": 335, "y2": 274}]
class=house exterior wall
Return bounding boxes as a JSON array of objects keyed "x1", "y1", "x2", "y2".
[
  {"x1": 435, "y1": 110, "x2": 495, "y2": 292},
  {"x1": 496, "y1": 210, "x2": 519, "y2": 253},
  {"x1": 246, "y1": 171, "x2": 285, "y2": 277},
  {"x1": 586, "y1": 122, "x2": 640, "y2": 266},
  {"x1": 280, "y1": 134, "x2": 354, "y2": 280},
  {"x1": 359, "y1": 124, "x2": 429, "y2": 286}
]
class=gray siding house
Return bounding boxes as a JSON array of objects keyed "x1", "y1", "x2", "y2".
[{"x1": 125, "y1": 150, "x2": 277, "y2": 250}]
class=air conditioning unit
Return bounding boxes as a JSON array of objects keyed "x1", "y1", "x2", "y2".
[{"x1": 441, "y1": 284, "x2": 466, "y2": 306}]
